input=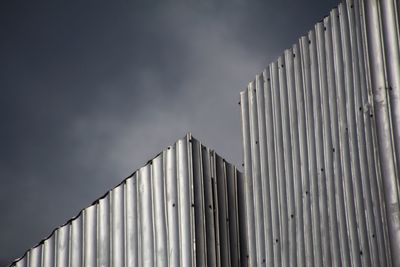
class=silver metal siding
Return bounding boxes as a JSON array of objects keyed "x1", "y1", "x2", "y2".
[
  {"x1": 8, "y1": 135, "x2": 246, "y2": 267},
  {"x1": 240, "y1": 0, "x2": 400, "y2": 265}
]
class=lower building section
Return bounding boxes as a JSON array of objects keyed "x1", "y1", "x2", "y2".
[{"x1": 9, "y1": 134, "x2": 247, "y2": 267}]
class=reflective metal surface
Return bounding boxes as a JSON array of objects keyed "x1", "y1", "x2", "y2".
[
  {"x1": 7, "y1": 0, "x2": 400, "y2": 266},
  {"x1": 240, "y1": 0, "x2": 400, "y2": 265},
  {"x1": 8, "y1": 134, "x2": 247, "y2": 267}
]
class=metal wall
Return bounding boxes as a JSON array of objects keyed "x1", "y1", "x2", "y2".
[
  {"x1": 8, "y1": 134, "x2": 247, "y2": 267},
  {"x1": 7, "y1": 0, "x2": 400, "y2": 266},
  {"x1": 240, "y1": 0, "x2": 400, "y2": 266}
]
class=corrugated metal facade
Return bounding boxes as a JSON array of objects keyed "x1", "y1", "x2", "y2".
[
  {"x1": 240, "y1": 0, "x2": 400, "y2": 266},
  {"x1": 7, "y1": 0, "x2": 400, "y2": 266},
  {"x1": 8, "y1": 134, "x2": 247, "y2": 267}
]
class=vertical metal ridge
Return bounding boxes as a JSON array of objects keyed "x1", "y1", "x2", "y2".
[
  {"x1": 278, "y1": 54, "x2": 297, "y2": 267},
  {"x1": 56, "y1": 224, "x2": 69, "y2": 267},
  {"x1": 152, "y1": 154, "x2": 167, "y2": 266},
  {"x1": 138, "y1": 163, "x2": 154, "y2": 266},
  {"x1": 187, "y1": 134, "x2": 196, "y2": 267},
  {"x1": 210, "y1": 150, "x2": 221, "y2": 266},
  {"x1": 248, "y1": 79, "x2": 266, "y2": 266},
  {"x1": 271, "y1": 61, "x2": 289, "y2": 267},
  {"x1": 215, "y1": 154, "x2": 231, "y2": 266},
  {"x1": 292, "y1": 43, "x2": 314, "y2": 267},
  {"x1": 300, "y1": 34, "x2": 324, "y2": 267},
  {"x1": 165, "y1": 144, "x2": 179, "y2": 267},
  {"x1": 84, "y1": 205, "x2": 97, "y2": 267},
  {"x1": 236, "y1": 171, "x2": 248, "y2": 267},
  {"x1": 191, "y1": 138, "x2": 206, "y2": 267},
  {"x1": 285, "y1": 48, "x2": 305, "y2": 267},
  {"x1": 125, "y1": 174, "x2": 138, "y2": 267},
  {"x1": 15, "y1": 256, "x2": 26, "y2": 267},
  {"x1": 42, "y1": 232, "x2": 55, "y2": 267},
  {"x1": 201, "y1": 145, "x2": 217, "y2": 267},
  {"x1": 112, "y1": 183, "x2": 125, "y2": 267},
  {"x1": 28, "y1": 245, "x2": 41, "y2": 267},
  {"x1": 262, "y1": 67, "x2": 282, "y2": 267},
  {"x1": 309, "y1": 28, "x2": 331, "y2": 266},
  {"x1": 98, "y1": 194, "x2": 110, "y2": 267},
  {"x1": 225, "y1": 162, "x2": 241, "y2": 267},
  {"x1": 315, "y1": 20, "x2": 341, "y2": 267},
  {"x1": 256, "y1": 70, "x2": 274, "y2": 267},
  {"x1": 240, "y1": 90, "x2": 257, "y2": 266},
  {"x1": 177, "y1": 138, "x2": 191, "y2": 266}
]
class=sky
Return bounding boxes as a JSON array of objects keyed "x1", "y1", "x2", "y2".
[{"x1": 0, "y1": 0, "x2": 337, "y2": 265}]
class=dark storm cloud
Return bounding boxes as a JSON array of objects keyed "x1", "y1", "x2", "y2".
[{"x1": 0, "y1": 0, "x2": 337, "y2": 264}]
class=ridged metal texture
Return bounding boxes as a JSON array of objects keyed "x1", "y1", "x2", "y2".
[
  {"x1": 240, "y1": 0, "x2": 400, "y2": 266},
  {"x1": 8, "y1": 134, "x2": 247, "y2": 267}
]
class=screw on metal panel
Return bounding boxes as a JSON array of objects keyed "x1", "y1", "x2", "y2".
[
  {"x1": 276, "y1": 239, "x2": 279, "y2": 243},
  {"x1": 172, "y1": 203, "x2": 176, "y2": 207},
  {"x1": 281, "y1": 64, "x2": 284, "y2": 68},
  {"x1": 321, "y1": 168, "x2": 324, "y2": 172},
  {"x1": 290, "y1": 214, "x2": 294, "y2": 218},
  {"x1": 372, "y1": 234, "x2": 375, "y2": 238},
  {"x1": 255, "y1": 141, "x2": 258, "y2": 144},
  {"x1": 306, "y1": 191, "x2": 309, "y2": 195}
]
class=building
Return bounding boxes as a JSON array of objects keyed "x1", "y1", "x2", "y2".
[{"x1": 9, "y1": 0, "x2": 400, "y2": 266}]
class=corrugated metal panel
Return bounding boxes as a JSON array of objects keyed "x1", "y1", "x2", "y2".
[
  {"x1": 240, "y1": 0, "x2": 400, "y2": 266},
  {"x1": 8, "y1": 134, "x2": 247, "y2": 267}
]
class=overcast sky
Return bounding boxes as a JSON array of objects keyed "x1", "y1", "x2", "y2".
[{"x1": 0, "y1": 0, "x2": 337, "y2": 265}]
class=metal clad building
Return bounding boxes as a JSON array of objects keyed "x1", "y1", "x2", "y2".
[
  {"x1": 7, "y1": 0, "x2": 400, "y2": 266},
  {"x1": 240, "y1": 0, "x2": 400, "y2": 266},
  {"x1": 8, "y1": 134, "x2": 247, "y2": 267}
]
